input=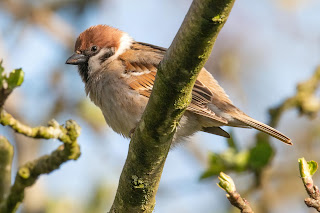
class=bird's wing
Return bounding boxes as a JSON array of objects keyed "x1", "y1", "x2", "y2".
[
  {"x1": 120, "y1": 43, "x2": 292, "y2": 144},
  {"x1": 120, "y1": 42, "x2": 227, "y2": 125},
  {"x1": 123, "y1": 62, "x2": 157, "y2": 98},
  {"x1": 188, "y1": 79, "x2": 227, "y2": 124}
]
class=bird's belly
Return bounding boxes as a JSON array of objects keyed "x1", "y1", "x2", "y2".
[
  {"x1": 91, "y1": 83, "x2": 147, "y2": 137},
  {"x1": 173, "y1": 112, "x2": 203, "y2": 143}
]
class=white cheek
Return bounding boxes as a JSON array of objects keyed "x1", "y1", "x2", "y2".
[{"x1": 108, "y1": 33, "x2": 133, "y2": 62}]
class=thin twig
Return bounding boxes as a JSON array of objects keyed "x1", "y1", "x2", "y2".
[
  {"x1": 269, "y1": 66, "x2": 320, "y2": 127},
  {"x1": 217, "y1": 172, "x2": 254, "y2": 213},
  {"x1": 0, "y1": 110, "x2": 76, "y2": 143},
  {"x1": 299, "y1": 158, "x2": 320, "y2": 212}
]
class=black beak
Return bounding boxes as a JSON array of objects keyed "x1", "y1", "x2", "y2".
[{"x1": 66, "y1": 53, "x2": 88, "y2": 65}]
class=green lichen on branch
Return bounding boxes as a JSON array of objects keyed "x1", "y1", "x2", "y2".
[
  {"x1": 109, "y1": 0, "x2": 236, "y2": 212},
  {"x1": 0, "y1": 136, "x2": 13, "y2": 204},
  {"x1": 0, "y1": 118, "x2": 81, "y2": 213},
  {"x1": 0, "y1": 110, "x2": 80, "y2": 143}
]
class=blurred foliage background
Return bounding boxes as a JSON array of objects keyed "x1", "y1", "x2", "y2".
[{"x1": 1, "y1": 0, "x2": 320, "y2": 212}]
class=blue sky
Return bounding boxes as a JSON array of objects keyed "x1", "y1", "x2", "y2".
[{"x1": 1, "y1": 0, "x2": 320, "y2": 212}]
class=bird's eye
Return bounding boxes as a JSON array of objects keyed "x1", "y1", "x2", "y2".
[{"x1": 91, "y1": 46, "x2": 98, "y2": 52}]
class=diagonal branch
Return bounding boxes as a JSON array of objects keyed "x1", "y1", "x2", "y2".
[{"x1": 110, "y1": 0, "x2": 236, "y2": 212}]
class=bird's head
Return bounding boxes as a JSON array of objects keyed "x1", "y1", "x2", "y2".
[{"x1": 66, "y1": 25, "x2": 133, "y2": 82}]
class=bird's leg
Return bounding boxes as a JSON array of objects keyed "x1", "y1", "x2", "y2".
[{"x1": 129, "y1": 127, "x2": 136, "y2": 139}]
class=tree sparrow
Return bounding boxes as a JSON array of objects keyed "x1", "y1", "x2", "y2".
[{"x1": 66, "y1": 25, "x2": 292, "y2": 145}]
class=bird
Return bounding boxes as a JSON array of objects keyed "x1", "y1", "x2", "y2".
[{"x1": 66, "y1": 25, "x2": 292, "y2": 145}]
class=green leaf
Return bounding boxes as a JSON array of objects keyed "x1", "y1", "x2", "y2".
[
  {"x1": 200, "y1": 148, "x2": 250, "y2": 179},
  {"x1": 298, "y1": 157, "x2": 318, "y2": 178},
  {"x1": 201, "y1": 152, "x2": 227, "y2": 179},
  {"x1": 308, "y1": 160, "x2": 318, "y2": 176},
  {"x1": 217, "y1": 172, "x2": 236, "y2": 193},
  {"x1": 248, "y1": 136, "x2": 274, "y2": 172},
  {"x1": 234, "y1": 151, "x2": 250, "y2": 171},
  {"x1": 6, "y1": 68, "x2": 24, "y2": 89}
]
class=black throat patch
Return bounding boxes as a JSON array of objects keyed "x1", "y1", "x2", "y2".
[{"x1": 78, "y1": 63, "x2": 89, "y2": 83}]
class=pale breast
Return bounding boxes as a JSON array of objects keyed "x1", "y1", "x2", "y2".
[{"x1": 87, "y1": 70, "x2": 148, "y2": 137}]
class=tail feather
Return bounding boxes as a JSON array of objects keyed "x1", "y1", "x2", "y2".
[
  {"x1": 234, "y1": 115, "x2": 292, "y2": 145},
  {"x1": 202, "y1": 127, "x2": 230, "y2": 138}
]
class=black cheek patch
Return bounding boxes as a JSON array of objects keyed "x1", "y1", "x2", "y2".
[{"x1": 99, "y1": 48, "x2": 115, "y2": 63}]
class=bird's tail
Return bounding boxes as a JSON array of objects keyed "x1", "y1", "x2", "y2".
[{"x1": 234, "y1": 115, "x2": 292, "y2": 145}]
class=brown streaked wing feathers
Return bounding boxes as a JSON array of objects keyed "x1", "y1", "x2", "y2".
[
  {"x1": 188, "y1": 79, "x2": 227, "y2": 124},
  {"x1": 124, "y1": 61, "x2": 157, "y2": 98},
  {"x1": 122, "y1": 42, "x2": 227, "y2": 124}
]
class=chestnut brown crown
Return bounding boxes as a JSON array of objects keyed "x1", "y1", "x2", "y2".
[{"x1": 75, "y1": 25, "x2": 123, "y2": 53}]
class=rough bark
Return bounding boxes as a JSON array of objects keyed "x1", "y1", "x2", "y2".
[{"x1": 109, "y1": 0, "x2": 236, "y2": 212}]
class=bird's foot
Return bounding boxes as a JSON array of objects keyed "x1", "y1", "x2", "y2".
[{"x1": 129, "y1": 127, "x2": 136, "y2": 139}]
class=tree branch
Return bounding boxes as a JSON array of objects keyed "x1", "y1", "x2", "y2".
[
  {"x1": 110, "y1": 0, "x2": 236, "y2": 212},
  {"x1": 269, "y1": 66, "x2": 320, "y2": 127},
  {"x1": 217, "y1": 172, "x2": 254, "y2": 213},
  {"x1": 0, "y1": 118, "x2": 81, "y2": 213},
  {"x1": 0, "y1": 110, "x2": 77, "y2": 143},
  {"x1": 0, "y1": 136, "x2": 13, "y2": 204}
]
